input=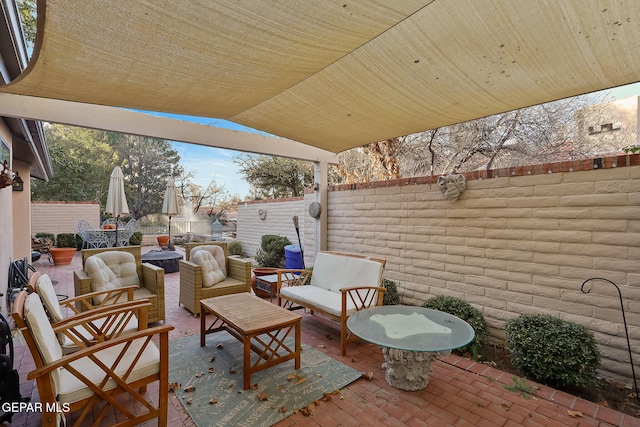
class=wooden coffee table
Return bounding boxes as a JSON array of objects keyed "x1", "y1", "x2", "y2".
[{"x1": 200, "y1": 293, "x2": 302, "y2": 389}]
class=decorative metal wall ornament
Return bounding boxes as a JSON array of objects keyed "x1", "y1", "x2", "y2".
[
  {"x1": 581, "y1": 278, "x2": 639, "y2": 402},
  {"x1": 437, "y1": 173, "x2": 466, "y2": 200},
  {"x1": 258, "y1": 209, "x2": 267, "y2": 220},
  {"x1": 0, "y1": 160, "x2": 15, "y2": 189}
]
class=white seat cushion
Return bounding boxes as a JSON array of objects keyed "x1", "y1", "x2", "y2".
[
  {"x1": 280, "y1": 286, "x2": 376, "y2": 317},
  {"x1": 192, "y1": 250, "x2": 226, "y2": 288},
  {"x1": 58, "y1": 337, "x2": 160, "y2": 404},
  {"x1": 190, "y1": 245, "x2": 227, "y2": 276},
  {"x1": 85, "y1": 252, "x2": 140, "y2": 303}
]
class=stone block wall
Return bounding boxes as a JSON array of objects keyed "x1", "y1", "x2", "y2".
[
  {"x1": 236, "y1": 197, "x2": 306, "y2": 259},
  {"x1": 325, "y1": 156, "x2": 640, "y2": 383},
  {"x1": 235, "y1": 154, "x2": 640, "y2": 384},
  {"x1": 31, "y1": 201, "x2": 100, "y2": 236}
]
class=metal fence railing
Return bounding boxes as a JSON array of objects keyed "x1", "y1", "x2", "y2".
[{"x1": 138, "y1": 220, "x2": 236, "y2": 237}]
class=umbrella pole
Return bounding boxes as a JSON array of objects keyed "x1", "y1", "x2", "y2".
[
  {"x1": 114, "y1": 215, "x2": 119, "y2": 247},
  {"x1": 168, "y1": 215, "x2": 172, "y2": 246}
]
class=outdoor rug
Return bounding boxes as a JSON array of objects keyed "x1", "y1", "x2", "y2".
[{"x1": 169, "y1": 332, "x2": 362, "y2": 427}]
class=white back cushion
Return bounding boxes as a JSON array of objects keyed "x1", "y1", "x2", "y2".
[
  {"x1": 25, "y1": 293, "x2": 63, "y2": 364},
  {"x1": 85, "y1": 251, "x2": 139, "y2": 303},
  {"x1": 192, "y1": 250, "x2": 226, "y2": 288},
  {"x1": 311, "y1": 252, "x2": 383, "y2": 293},
  {"x1": 36, "y1": 274, "x2": 64, "y2": 323},
  {"x1": 190, "y1": 245, "x2": 227, "y2": 276}
]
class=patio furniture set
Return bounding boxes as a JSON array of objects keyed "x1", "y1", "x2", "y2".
[
  {"x1": 74, "y1": 219, "x2": 138, "y2": 249},
  {"x1": 13, "y1": 242, "x2": 475, "y2": 425}
]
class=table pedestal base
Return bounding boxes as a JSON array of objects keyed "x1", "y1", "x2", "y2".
[{"x1": 381, "y1": 347, "x2": 451, "y2": 391}]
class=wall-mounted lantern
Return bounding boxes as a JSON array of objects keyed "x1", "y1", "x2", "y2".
[{"x1": 12, "y1": 171, "x2": 24, "y2": 191}]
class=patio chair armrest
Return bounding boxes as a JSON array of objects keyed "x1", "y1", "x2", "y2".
[
  {"x1": 62, "y1": 285, "x2": 137, "y2": 314},
  {"x1": 27, "y1": 324, "x2": 174, "y2": 380},
  {"x1": 227, "y1": 257, "x2": 252, "y2": 284},
  {"x1": 52, "y1": 300, "x2": 151, "y2": 348},
  {"x1": 179, "y1": 260, "x2": 204, "y2": 302},
  {"x1": 275, "y1": 269, "x2": 312, "y2": 293},
  {"x1": 340, "y1": 285, "x2": 386, "y2": 314},
  {"x1": 141, "y1": 262, "x2": 164, "y2": 293}
]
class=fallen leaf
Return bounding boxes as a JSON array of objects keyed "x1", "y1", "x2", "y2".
[
  {"x1": 321, "y1": 392, "x2": 332, "y2": 401},
  {"x1": 597, "y1": 400, "x2": 609, "y2": 407},
  {"x1": 208, "y1": 367, "x2": 215, "y2": 373},
  {"x1": 258, "y1": 392, "x2": 268, "y2": 401},
  {"x1": 287, "y1": 373, "x2": 298, "y2": 381},
  {"x1": 279, "y1": 406, "x2": 287, "y2": 413},
  {"x1": 251, "y1": 383, "x2": 259, "y2": 390},
  {"x1": 331, "y1": 389, "x2": 340, "y2": 395},
  {"x1": 293, "y1": 408, "x2": 299, "y2": 414},
  {"x1": 186, "y1": 398, "x2": 193, "y2": 405},
  {"x1": 294, "y1": 377, "x2": 307, "y2": 386},
  {"x1": 183, "y1": 385, "x2": 195, "y2": 392},
  {"x1": 209, "y1": 398, "x2": 218, "y2": 404},
  {"x1": 308, "y1": 402, "x2": 316, "y2": 411},
  {"x1": 277, "y1": 385, "x2": 285, "y2": 391},
  {"x1": 195, "y1": 372, "x2": 204, "y2": 378},
  {"x1": 315, "y1": 373, "x2": 322, "y2": 377},
  {"x1": 567, "y1": 410, "x2": 583, "y2": 418},
  {"x1": 339, "y1": 396, "x2": 344, "y2": 400},
  {"x1": 500, "y1": 403, "x2": 511, "y2": 411},
  {"x1": 209, "y1": 356, "x2": 216, "y2": 362},
  {"x1": 168, "y1": 382, "x2": 181, "y2": 392},
  {"x1": 216, "y1": 343, "x2": 224, "y2": 349},
  {"x1": 362, "y1": 371, "x2": 374, "y2": 380},
  {"x1": 229, "y1": 367, "x2": 236, "y2": 374},
  {"x1": 318, "y1": 344, "x2": 325, "y2": 348},
  {"x1": 300, "y1": 408, "x2": 310, "y2": 416}
]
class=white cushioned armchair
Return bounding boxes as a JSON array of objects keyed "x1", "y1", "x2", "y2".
[
  {"x1": 73, "y1": 246, "x2": 165, "y2": 323},
  {"x1": 179, "y1": 241, "x2": 252, "y2": 316}
]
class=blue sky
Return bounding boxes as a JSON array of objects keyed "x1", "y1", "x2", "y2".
[{"x1": 162, "y1": 82, "x2": 640, "y2": 198}]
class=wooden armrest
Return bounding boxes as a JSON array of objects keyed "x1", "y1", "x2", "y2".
[
  {"x1": 27, "y1": 324, "x2": 174, "y2": 380},
  {"x1": 276, "y1": 269, "x2": 311, "y2": 292},
  {"x1": 52, "y1": 300, "x2": 151, "y2": 348},
  {"x1": 340, "y1": 286, "x2": 386, "y2": 311},
  {"x1": 62, "y1": 285, "x2": 137, "y2": 313}
]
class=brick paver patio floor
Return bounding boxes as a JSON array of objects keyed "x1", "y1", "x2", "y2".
[{"x1": 6, "y1": 247, "x2": 639, "y2": 427}]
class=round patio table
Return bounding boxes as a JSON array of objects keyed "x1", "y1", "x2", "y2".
[
  {"x1": 141, "y1": 250, "x2": 183, "y2": 273},
  {"x1": 347, "y1": 305, "x2": 475, "y2": 390}
]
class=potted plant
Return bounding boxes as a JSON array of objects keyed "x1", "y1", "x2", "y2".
[
  {"x1": 252, "y1": 234, "x2": 291, "y2": 297},
  {"x1": 49, "y1": 233, "x2": 78, "y2": 265}
]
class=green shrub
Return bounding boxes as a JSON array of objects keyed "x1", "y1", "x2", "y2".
[
  {"x1": 505, "y1": 314, "x2": 600, "y2": 388},
  {"x1": 382, "y1": 278, "x2": 399, "y2": 305},
  {"x1": 422, "y1": 295, "x2": 487, "y2": 358},
  {"x1": 55, "y1": 233, "x2": 77, "y2": 248},
  {"x1": 228, "y1": 240, "x2": 243, "y2": 256},
  {"x1": 255, "y1": 235, "x2": 291, "y2": 267},
  {"x1": 129, "y1": 231, "x2": 143, "y2": 245},
  {"x1": 75, "y1": 234, "x2": 84, "y2": 250}
]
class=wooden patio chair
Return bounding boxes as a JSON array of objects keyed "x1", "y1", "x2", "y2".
[
  {"x1": 29, "y1": 272, "x2": 147, "y2": 354},
  {"x1": 12, "y1": 291, "x2": 173, "y2": 427}
]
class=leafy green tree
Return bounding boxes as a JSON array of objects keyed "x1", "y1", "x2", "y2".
[
  {"x1": 31, "y1": 124, "x2": 116, "y2": 202},
  {"x1": 233, "y1": 154, "x2": 313, "y2": 199},
  {"x1": 114, "y1": 134, "x2": 182, "y2": 219},
  {"x1": 16, "y1": 0, "x2": 37, "y2": 47}
]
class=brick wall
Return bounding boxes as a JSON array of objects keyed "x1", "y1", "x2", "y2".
[
  {"x1": 237, "y1": 154, "x2": 640, "y2": 384},
  {"x1": 31, "y1": 201, "x2": 101, "y2": 237}
]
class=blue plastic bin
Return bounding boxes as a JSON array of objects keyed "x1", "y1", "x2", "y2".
[{"x1": 284, "y1": 244, "x2": 304, "y2": 269}]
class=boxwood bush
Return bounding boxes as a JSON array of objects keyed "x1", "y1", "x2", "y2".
[
  {"x1": 422, "y1": 295, "x2": 487, "y2": 358},
  {"x1": 505, "y1": 314, "x2": 600, "y2": 388},
  {"x1": 228, "y1": 240, "x2": 243, "y2": 256},
  {"x1": 55, "y1": 233, "x2": 78, "y2": 248},
  {"x1": 129, "y1": 231, "x2": 143, "y2": 245},
  {"x1": 382, "y1": 278, "x2": 399, "y2": 305},
  {"x1": 256, "y1": 235, "x2": 291, "y2": 267}
]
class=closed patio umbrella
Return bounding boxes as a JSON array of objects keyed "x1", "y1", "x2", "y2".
[
  {"x1": 105, "y1": 166, "x2": 130, "y2": 246},
  {"x1": 162, "y1": 178, "x2": 179, "y2": 244}
]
